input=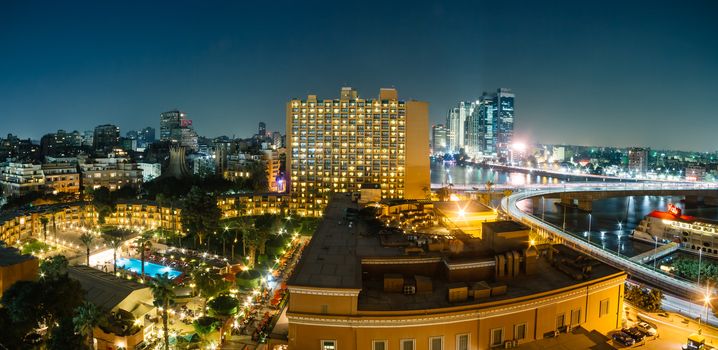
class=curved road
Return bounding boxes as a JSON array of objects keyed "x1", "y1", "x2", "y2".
[{"x1": 501, "y1": 182, "x2": 718, "y2": 297}]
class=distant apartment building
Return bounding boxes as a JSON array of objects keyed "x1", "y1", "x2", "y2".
[
  {"x1": 262, "y1": 149, "x2": 282, "y2": 192},
  {"x1": 160, "y1": 110, "x2": 198, "y2": 151},
  {"x1": 446, "y1": 88, "x2": 515, "y2": 159},
  {"x1": 685, "y1": 165, "x2": 706, "y2": 181},
  {"x1": 93, "y1": 124, "x2": 120, "y2": 153},
  {"x1": 40, "y1": 129, "x2": 83, "y2": 157},
  {"x1": 139, "y1": 127, "x2": 156, "y2": 147},
  {"x1": 627, "y1": 147, "x2": 649, "y2": 175},
  {"x1": 160, "y1": 110, "x2": 183, "y2": 141},
  {"x1": 272, "y1": 131, "x2": 282, "y2": 148},
  {"x1": 552, "y1": 146, "x2": 566, "y2": 162},
  {"x1": 137, "y1": 163, "x2": 162, "y2": 182},
  {"x1": 0, "y1": 163, "x2": 45, "y2": 197},
  {"x1": 287, "y1": 87, "x2": 430, "y2": 216},
  {"x1": 446, "y1": 101, "x2": 474, "y2": 153},
  {"x1": 431, "y1": 124, "x2": 448, "y2": 154},
  {"x1": 80, "y1": 162, "x2": 143, "y2": 191},
  {"x1": 222, "y1": 149, "x2": 283, "y2": 192},
  {"x1": 0, "y1": 134, "x2": 40, "y2": 161},
  {"x1": 41, "y1": 163, "x2": 80, "y2": 194},
  {"x1": 495, "y1": 88, "x2": 515, "y2": 158}
]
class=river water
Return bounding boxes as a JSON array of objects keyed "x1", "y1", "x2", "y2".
[{"x1": 431, "y1": 162, "x2": 718, "y2": 268}]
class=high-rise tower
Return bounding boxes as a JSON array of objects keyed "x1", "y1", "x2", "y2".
[{"x1": 286, "y1": 87, "x2": 429, "y2": 216}]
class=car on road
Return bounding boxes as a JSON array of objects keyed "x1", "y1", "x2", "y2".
[
  {"x1": 636, "y1": 321, "x2": 657, "y2": 336},
  {"x1": 612, "y1": 332, "x2": 635, "y2": 347},
  {"x1": 622, "y1": 327, "x2": 645, "y2": 342}
]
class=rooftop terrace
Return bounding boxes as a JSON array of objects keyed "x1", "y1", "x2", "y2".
[{"x1": 290, "y1": 194, "x2": 624, "y2": 312}]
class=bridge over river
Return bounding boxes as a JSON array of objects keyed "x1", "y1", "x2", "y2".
[{"x1": 501, "y1": 182, "x2": 718, "y2": 298}]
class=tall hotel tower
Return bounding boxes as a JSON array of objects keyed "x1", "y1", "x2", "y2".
[{"x1": 286, "y1": 87, "x2": 429, "y2": 216}]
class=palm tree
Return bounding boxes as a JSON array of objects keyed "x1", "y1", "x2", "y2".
[
  {"x1": 151, "y1": 273, "x2": 175, "y2": 350},
  {"x1": 73, "y1": 301, "x2": 101, "y2": 350},
  {"x1": 237, "y1": 217, "x2": 255, "y2": 257},
  {"x1": 52, "y1": 212, "x2": 58, "y2": 238},
  {"x1": 244, "y1": 226, "x2": 260, "y2": 268},
  {"x1": 79, "y1": 232, "x2": 95, "y2": 266},
  {"x1": 103, "y1": 233, "x2": 125, "y2": 274},
  {"x1": 136, "y1": 233, "x2": 153, "y2": 279},
  {"x1": 40, "y1": 216, "x2": 49, "y2": 241}
]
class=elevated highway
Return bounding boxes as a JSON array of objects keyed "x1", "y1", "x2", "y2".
[{"x1": 501, "y1": 182, "x2": 718, "y2": 297}]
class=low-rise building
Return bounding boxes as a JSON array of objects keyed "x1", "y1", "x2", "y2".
[
  {"x1": 81, "y1": 162, "x2": 143, "y2": 191},
  {"x1": 286, "y1": 195, "x2": 626, "y2": 350},
  {"x1": 109, "y1": 200, "x2": 182, "y2": 232},
  {"x1": 0, "y1": 246, "x2": 38, "y2": 296},
  {"x1": 0, "y1": 162, "x2": 45, "y2": 197},
  {"x1": 218, "y1": 193, "x2": 289, "y2": 217},
  {"x1": 42, "y1": 162, "x2": 80, "y2": 194},
  {"x1": 68, "y1": 266, "x2": 155, "y2": 350},
  {"x1": 136, "y1": 163, "x2": 161, "y2": 182}
]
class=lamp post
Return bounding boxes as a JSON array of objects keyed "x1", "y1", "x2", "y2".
[
  {"x1": 698, "y1": 248, "x2": 703, "y2": 287},
  {"x1": 653, "y1": 235, "x2": 659, "y2": 270},
  {"x1": 702, "y1": 291, "x2": 712, "y2": 327},
  {"x1": 587, "y1": 213, "x2": 592, "y2": 243}
]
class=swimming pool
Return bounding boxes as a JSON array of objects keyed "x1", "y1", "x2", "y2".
[{"x1": 116, "y1": 258, "x2": 182, "y2": 279}]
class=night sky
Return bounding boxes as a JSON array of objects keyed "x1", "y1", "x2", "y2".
[{"x1": 1, "y1": 1, "x2": 717, "y2": 150}]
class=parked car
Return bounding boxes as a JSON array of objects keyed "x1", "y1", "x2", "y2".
[
  {"x1": 613, "y1": 332, "x2": 635, "y2": 347},
  {"x1": 636, "y1": 321, "x2": 658, "y2": 336},
  {"x1": 622, "y1": 327, "x2": 645, "y2": 342}
]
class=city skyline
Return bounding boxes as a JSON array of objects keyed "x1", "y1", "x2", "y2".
[{"x1": 2, "y1": 0, "x2": 717, "y2": 150}]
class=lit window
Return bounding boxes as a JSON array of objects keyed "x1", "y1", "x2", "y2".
[{"x1": 320, "y1": 340, "x2": 336, "y2": 350}]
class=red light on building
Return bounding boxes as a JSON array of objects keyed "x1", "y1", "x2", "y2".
[{"x1": 667, "y1": 203, "x2": 682, "y2": 217}]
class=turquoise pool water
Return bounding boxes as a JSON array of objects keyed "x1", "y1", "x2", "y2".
[{"x1": 116, "y1": 258, "x2": 182, "y2": 279}]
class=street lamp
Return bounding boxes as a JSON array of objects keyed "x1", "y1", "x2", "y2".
[
  {"x1": 653, "y1": 235, "x2": 659, "y2": 270},
  {"x1": 698, "y1": 248, "x2": 703, "y2": 287},
  {"x1": 703, "y1": 291, "x2": 712, "y2": 327},
  {"x1": 587, "y1": 213, "x2": 592, "y2": 243}
]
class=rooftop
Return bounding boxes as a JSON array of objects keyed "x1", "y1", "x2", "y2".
[
  {"x1": 289, "y1": 195, "x2": 624, "y2": 312},
  {"x1": 68, "y1": 265, "x2": 149, "y2": 311},
  {"x1": 0, "y1": 246, "x2": 36, "y2": 266},
  {"x1": 288, "y1": 194, "x2": 403, "y2": 289},
  {"x1": 358, "y1": 245, "x2": 623, "y2": 311},
  {"x1": 482, "y1": 220, "x2": 529, "y2": 233}
]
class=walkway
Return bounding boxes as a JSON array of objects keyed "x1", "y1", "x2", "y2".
[{"x1": 629, "y1": 242, "x2": 680, "y2": 264}]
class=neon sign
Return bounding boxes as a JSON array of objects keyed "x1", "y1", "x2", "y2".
[{"x1": 667, "y1": 203, "x2": 682, "y2": 217}]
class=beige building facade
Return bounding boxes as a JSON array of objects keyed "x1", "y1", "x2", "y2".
[
  {"x1": 286, "y1": 87, "x2": 429, "y2": 216},
  {"x1": 287, "y1": 196, "x2": 627, "y2": 350}
]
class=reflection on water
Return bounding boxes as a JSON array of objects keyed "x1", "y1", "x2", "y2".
[
  {"x1": 430, "y1": 162, "x2": 562, "y2": 187},
  {"x1": 430, "y1": 161, "x2": 718, "y2": 264},
  {"x1": 524, "y1": 196, "x2": 718, "y2": 263}
]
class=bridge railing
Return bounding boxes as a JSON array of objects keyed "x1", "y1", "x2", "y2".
[{"x1": 501, "y1": 184, "x2": 718, "y2": 295}]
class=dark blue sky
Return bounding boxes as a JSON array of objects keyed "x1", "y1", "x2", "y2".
[{"x1": 1, "y1": 1, "x2": 717, "y2": 150}]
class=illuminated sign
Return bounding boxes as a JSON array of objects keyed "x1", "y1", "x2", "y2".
[{"x1": 667, "y1": 203, "x2": 682, "y2": 217}]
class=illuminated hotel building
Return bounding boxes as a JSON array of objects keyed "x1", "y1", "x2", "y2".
[
  {"x1": 286, "y1": 87, "x2": 430, "y2": 216},
  {"x1": 287, "y1": 195, "x2": 627, "y2": 350}
]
